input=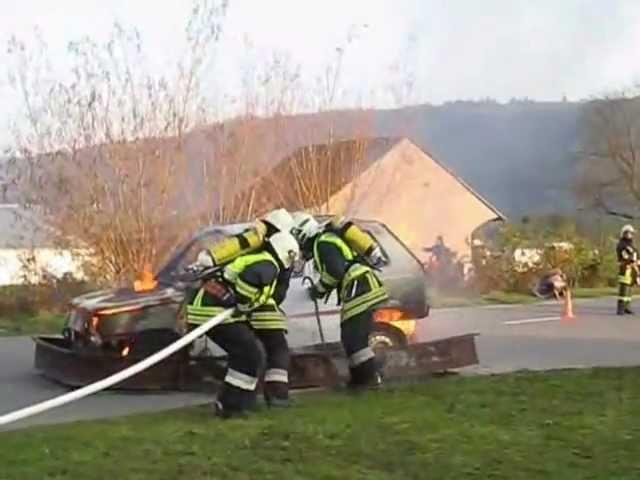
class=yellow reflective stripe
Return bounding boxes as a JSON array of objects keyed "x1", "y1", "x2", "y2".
[
  {"x1": 345, "y1": 286, "x2": 388, "y2": 309},
  {"x1": 186, "y1": 308, "x2": 226, "y2": 316},
  {"x1": 235, "y1": 277, "x2": 260, "y2": 298},
  {"x1": 249, "y1": 306, "x2": 286, "y2": 329},
  {"x1": 342, "y1": 303, "x2": 374, "y2": 321},
  {"x1": 187, "y1": 290, "x2": 238, "y2": 324},
  {"x1": 249, "y1": 320, "x2": 286, "y2": 329},
  {"x1": 226, "y1": 251, "x2": 279, "y2": 309},
  {"x1": 344, "y1": 264, "x2": 369, "y2": 283},
  {"x1": 339, "y1": 265, "x2": 371, "y2": 299},
  {"x1": 193, "y1": 288, "x2": 205, "y2": 307},
  {"x1": 250, "y1": 311, "x2": 286, "y2": 319},
  {"x1": 188, "y1": 314, "x2": 241, "y2": 325},
  {"x1": 344, "y1": 290, "x2": 388, "y2": 314},
  {"x1": 187, "y1": 310, "x2": 226, "y2": 318},
  {"x1": 320, "y1": 270, "x2": 339, "y2": 287},
  {"x1": 188, "y1": 304, "x2": 225, "y2": 312},
  {"x1": 342, "y1": 290, "x2": 389, "y2": 321}
]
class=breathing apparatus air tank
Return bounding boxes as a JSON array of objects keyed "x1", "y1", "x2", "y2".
[
  {"x1": 328, "y1": 216, "x2": 378, "y2": 257},
  {"x1": 208, "y1": 220, "x2": 268, "y2": 266}
]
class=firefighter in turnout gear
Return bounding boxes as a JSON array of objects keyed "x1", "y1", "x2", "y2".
[
  {"x1": 185, "y1": 231, "x2": 300, "y2": 418},
  {"x1": 237, "y1": 232, "x2": 299, "y2": 408},
  {"x1": 617, "y1": 224, "x2": 638, "y2": 315},
  {"x1": 291, "y1": 211, "x2": 389, "y2": 389}
]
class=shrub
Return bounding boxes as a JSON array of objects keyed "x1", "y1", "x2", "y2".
[
  {"x1": 0, "y1": 278, "x2": 95, "y2": 319},
  {"x1": 471, "y1": 220, "x2": 619, "y2": 294}
]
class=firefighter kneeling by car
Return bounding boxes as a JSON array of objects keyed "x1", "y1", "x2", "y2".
[
  {"x1": 617, "y1": 224, "x2": 639, "y2": 316},
  {"x1": 185, "y1": 231, "x2": 300, "y2": 418},
  {"x1": 291, "y1": 211, "x2": 389, "y2": 389}
]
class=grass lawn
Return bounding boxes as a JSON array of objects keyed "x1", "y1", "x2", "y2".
[
  {"x1": 2, "y1": 368, "x2": 640, "y2": 479},
  {"x1": 0, "y1": 311, "x2": 66, "y2": 336},
  {"x1": 572, "y1": 287, "x2": 618, "y2": 299},
  {"x1": 433, "y1": 287, "x2": 618, "y2": 308}
]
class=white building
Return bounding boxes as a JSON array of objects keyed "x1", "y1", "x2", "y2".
[{"x1": 0, "y1": 204, "x2": 89, "y2": 285}]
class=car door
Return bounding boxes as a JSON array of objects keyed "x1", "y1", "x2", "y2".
[{"x1": 280, "y1": 259, "x2": 342, "y2": 348}]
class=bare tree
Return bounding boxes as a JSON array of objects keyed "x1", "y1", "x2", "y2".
[
  {"x1": 248, "y1": 136, "x2": 370, "y2": 215},
  {"x1": 578, "y1": 89, "x2": 640, "y2": 215},
  {"x1": 4, "y1": 9, "x2": 421, "y2": 286},
  {"x1": 387, "y1": 33, "x2": 419, "y2": 108},
  {"x1": 5, "y1": 0, "x2": 229, "y2": 283},
  {"x1": 314, "y1": 24, "x2": 369, "y2": 112}
]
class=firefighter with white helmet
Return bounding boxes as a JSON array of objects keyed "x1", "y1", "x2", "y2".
[
  {"x1": 189, "y1": 208, "x2": 300, "y2": 407},
  {"x1": 617, "y1": 224, "x2": 638, "y2": 315},
  {"x1": 185, "y1": 230, "x2": 300, "y2": 418},
  {"x1": 291, "y1": 211, "x2": 389, "y2": 389}
]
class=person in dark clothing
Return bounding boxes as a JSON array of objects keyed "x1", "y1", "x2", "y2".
[
  {"x1": 291, "y1": 211, "x2": 389, "y2": 389},
  {"x1": 190, "y1": 209, "x2": 297, "y2": 408},
  {"x1": 616, "y1": 224, "x2": 638, "y2": 315},
  {"x1": 533, "y1": 269, "x2": 567, "y2": 300},
  {"x1": 239, "y1": 248, "x2": 295, "y2": 408},
  {"x1": 185, "y1": 231, "x2": 300, "y2": 418}
]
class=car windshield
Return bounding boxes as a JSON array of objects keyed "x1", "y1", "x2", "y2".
[{"x1": 156, "y1": 224, "x2": 251, "y2": 282}]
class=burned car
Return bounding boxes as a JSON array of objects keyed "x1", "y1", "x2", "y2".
[{"x1": 34, "y1": 219, "x2": 478, "y2": 391}]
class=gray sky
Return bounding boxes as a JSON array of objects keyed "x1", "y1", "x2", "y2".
[{"x1": 2, "y1": 0, "x2": 640, "y2": 147}]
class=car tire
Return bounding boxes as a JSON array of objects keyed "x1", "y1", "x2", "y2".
[{"x1": 369, "y1": 324, "x2": 406, "y2": 367}]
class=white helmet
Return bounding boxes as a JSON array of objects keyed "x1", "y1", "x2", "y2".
[
  {"x1": 621, "y1": 224, "x2": 635, "y2": 237},
  {"x1": 267, "y1": 231, "x2": 300, "y2": 269},
  {"x1": 262, "y1": 208, "x2": 294, "y2": 233},
  {"x1": 291, "y1": 211, "x2": 321, "y2": 245}
]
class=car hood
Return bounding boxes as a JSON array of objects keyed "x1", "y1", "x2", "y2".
[{"x1": 71, "y1": 286, "x2": 185, "y2": 312}]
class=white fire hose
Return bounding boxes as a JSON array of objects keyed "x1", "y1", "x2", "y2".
[{"x1": 0, "y1": 309, "x2": 233, "y2": 427}]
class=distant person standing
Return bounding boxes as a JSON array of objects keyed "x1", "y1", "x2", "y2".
[{"x1": 616, "y1": 225, "x2": 638, "y2": 315}]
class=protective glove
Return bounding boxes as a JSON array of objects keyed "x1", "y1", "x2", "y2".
[
  {"x1": 185, "y1": 250, "x2": 215, "y2": 274},
  {"x1": 307, "y1": 285, "x2": 326, "y2": 301},
  {"x1": 367, "y1": 245, "x2": 385, "y2": 267},
  {"x1": 197, "y1": 250, "x2": 215, "y2": 267}
]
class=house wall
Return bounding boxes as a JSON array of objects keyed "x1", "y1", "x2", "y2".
[
  {"x1": 325, "y1": 138, "x2": 501, "y2": 264},
  {"x1": 0, "y1": 248, "x2": 90, "y2": 286}
]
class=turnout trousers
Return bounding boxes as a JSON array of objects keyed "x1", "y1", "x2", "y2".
[
  {"x1": 206, "y1": 322, "x2": 262, "y2": 415},
  {"x1": 618, "y1": 265, "x2": 634, "y2": 315},
  {"x1": 254, "y1": 329, "x2": 290, "y2": 405},
  {"x1": 340, "y1": 309, "x2": 380, "y2": 387}
]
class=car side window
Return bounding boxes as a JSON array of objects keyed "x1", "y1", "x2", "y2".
[{"x1": 174, "y1": 231, "x2": 226, "y2": 273}]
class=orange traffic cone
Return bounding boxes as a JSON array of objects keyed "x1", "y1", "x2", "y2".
[{"x1": 561, "y1": 288, "x2": 575, "y2": 324}]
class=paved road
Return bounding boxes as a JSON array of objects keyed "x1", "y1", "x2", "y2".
[
  {"x1": 421, "y1": 297, "x2": 640, "y2": 373},
  {"x1": 2, "y1": 297, "x2": 640, "y2": 432},
  {"x1": 0, "y1": 337, "x2": 211, "y2": 432}
]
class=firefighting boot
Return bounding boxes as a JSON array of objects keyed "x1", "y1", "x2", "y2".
[
  {"x1": 264, "y1": 382, "x2": 291, "y2": 408},
  {"x1": 346, "y1": 361, "x2": 383, "y2": 393},
  {"x1": 624, "y1": 302, "x2": 635, "y2": 315},
  {"x1": 617, "y1": 300, "x2": 626, "y2": 316},
  {"x1": 244, "y1": 392, "x2": 261, "y2": 412},
  {"x1": 213, "y1": 400, "x2": 249, "y2": 419},
  {"x1": 214, "y1": 386, "x2": 251, "y2": 419}
]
